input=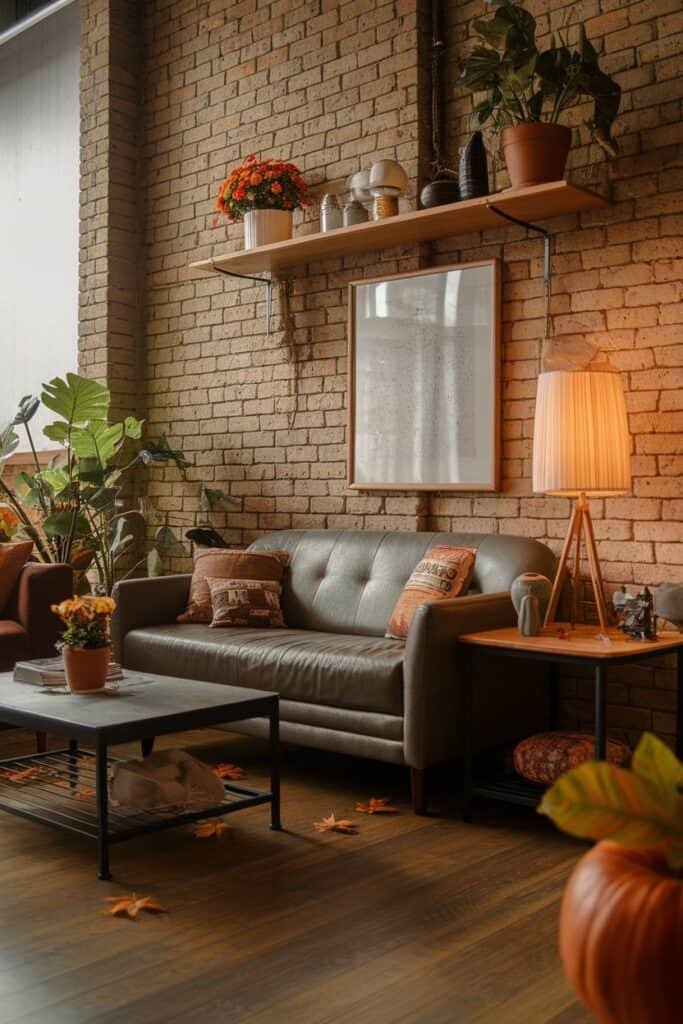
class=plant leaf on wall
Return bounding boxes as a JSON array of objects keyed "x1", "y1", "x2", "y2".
[
  {"x1": 201, "y1": 487, "x2": 240, "y2": 512},
  {"x1": 139, "y1": 433, "x2": 189, "y2": 473}
]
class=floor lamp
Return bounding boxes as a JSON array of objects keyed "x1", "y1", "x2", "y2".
[{"x1": 532, "y1": 367, "x2": 632, "y2": 632}]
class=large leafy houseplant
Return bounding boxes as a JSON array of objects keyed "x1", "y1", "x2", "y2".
[
  {"x1": 541, "y1": 732, "x2": 683, "y2": 1023},
  {"x1": 460, "y1": 1, "x2": 621, "y2": 186},
  {"x1": 0, "y1": 374, "x2": 188, "y2": 594}
]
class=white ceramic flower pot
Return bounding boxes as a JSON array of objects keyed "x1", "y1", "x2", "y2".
[{"x1": 244, "y1": 209, "x2": 293, "y2": 249}]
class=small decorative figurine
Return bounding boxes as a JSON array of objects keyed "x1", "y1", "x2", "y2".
[{"x1": 612, "y1": 586, "x2": 658, "y2": 641}]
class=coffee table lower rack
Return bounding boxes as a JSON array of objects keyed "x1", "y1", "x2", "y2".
[{"x1": 0, "y1": 748, "x2": 273, "y2": 842}]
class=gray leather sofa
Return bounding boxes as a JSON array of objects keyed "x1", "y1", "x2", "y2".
[{"x1": 113, "y1": 529, "x2": 556, "y2": 812}]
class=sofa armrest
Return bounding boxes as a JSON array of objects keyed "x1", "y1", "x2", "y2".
[
  {"x1": 111, "y1": 574, "x2": 192, "y2": 663},
  {"x1": 403, "y1": 592, "x2": 517, "y2": 769},
  {"x1": 12, "y1": 563, "x2": 73, "y2": 658}
]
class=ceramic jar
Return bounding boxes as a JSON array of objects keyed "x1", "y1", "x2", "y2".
[{"x1": 320, "y1": 194, "x2": 342, "y2": 232}]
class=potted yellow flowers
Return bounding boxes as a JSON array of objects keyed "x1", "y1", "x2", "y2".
[{"x1": 51, "y1": 595, "x2": 116, "y2": 693}]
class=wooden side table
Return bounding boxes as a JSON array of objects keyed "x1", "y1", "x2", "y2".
[{"x1": 457, "y1": 625, "x2": 683, "y2": 821}]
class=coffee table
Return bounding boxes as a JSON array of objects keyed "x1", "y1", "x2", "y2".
[{"x1": 0, "y1": 672, "x2": 280, "y2": 879}]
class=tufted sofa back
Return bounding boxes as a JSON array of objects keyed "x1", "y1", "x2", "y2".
[{"x1": 248, "y1": 530, "x2": 556, "y2": 638}]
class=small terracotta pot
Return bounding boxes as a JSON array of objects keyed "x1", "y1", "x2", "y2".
[
  {"x1": 62, "y1": 646, "x2": 110, "y2": 693},
  {"x1": 501, "y1": 123, "x2": 572, "y2": 188}
]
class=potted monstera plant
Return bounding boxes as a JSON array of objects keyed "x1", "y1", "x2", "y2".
[
  {"x1": 541, "y1": 732, "x2": 683, "y2": 1023},
  {"x1": 460, "y1": 0, "x2": 621, "y2": 187}
]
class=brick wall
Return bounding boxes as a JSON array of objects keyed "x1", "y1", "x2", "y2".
[
  {"x1": 80, "y1": 0, "x2": 144, "y2": 421},
  {"x1": 79, "y1": 0, "x2": 681, "y2": 747}
]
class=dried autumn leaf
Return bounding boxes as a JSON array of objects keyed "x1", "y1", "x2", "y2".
[
  {"x1": 194, "y1": 820, "x2": 230, "y2": 839},
  {"x1": 0, "y1": 766, "x2": 42, "y2": 784},
  {"x1": 214, "y1": 763, "x2": 245, "y2": 780},
  {"x1": 355, "y1": 797, "x2": 398, "y2": 815},
  {"x1": 313, "y1": 813, "x2": 357, "y2": 834},
  {"x1": 106, "y1": 893, "x2": 167, "y2": 920}
]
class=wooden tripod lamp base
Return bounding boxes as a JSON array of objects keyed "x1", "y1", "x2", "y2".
[{"x1": 544, "y1": 493, "x2": 609, "y2": 632}]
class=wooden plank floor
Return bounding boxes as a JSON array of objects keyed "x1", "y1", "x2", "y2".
[{"x1": 0, "y1": 728, "x2": 589, "y2": 1024}]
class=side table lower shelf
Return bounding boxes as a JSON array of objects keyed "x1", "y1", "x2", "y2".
[{"x1": 472, "y1": 771, "x2": 545, "y2": 810}]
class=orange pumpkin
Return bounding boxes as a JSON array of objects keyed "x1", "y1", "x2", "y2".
[{"x1": 560, "y1": 841, "x2": 683, "y2": 1024}]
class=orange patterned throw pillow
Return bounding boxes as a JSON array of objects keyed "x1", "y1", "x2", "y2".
[
  {"x1": 385, "y1": 545, "x2": 476, "y2": 640},
  {"x1": 513, "y1": 731, "x2": 631, "y2": 786},
  {"x1": 206, "y1": 577, "x2": 285, "y2": 628},
  {"x1": 177, "y1": 548, "x2": 289, "y2": 624}
]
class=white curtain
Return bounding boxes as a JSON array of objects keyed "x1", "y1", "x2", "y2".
[{"x1": 0, "y1": 0, "x2": 79, "y2": 448}]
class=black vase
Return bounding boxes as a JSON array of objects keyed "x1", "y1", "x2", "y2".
[
  {"x1": 420, "y1": 176, "x2": 460, "y2": 208},
  {"x1": 459, "y1": 132, "x2": 489, "y2": 200}
]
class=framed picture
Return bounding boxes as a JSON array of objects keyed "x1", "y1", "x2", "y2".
[{"x1": 348, "y1": 259, "x2": 501, "y2": 491}]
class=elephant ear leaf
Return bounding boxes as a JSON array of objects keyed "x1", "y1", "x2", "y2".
[
  {"x1": 539, "y1": 753, "x2": 683, "y2": 871},
  {"x1": 12, "y1": 395, "x2": 40, "y2": 426},
  {"x1": 0, "y1": 423, "x2": 20, "y2": 466},
  {"x1": 41, "y1": 373, "x2": 110, "y2": 427},
  {"x1": 69, "y1": 422, "x2": 124, "y2": 465}
]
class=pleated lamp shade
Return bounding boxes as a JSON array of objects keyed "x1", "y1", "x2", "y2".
[{"x1": 533, "y1": 369, "x2": 631, "y2": 496}]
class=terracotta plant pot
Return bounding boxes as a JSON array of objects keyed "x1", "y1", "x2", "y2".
[
  {"x1": 62, "y1": 646, "x2": 111, "y2": 693},
  {"x1": 559, "y1": 841, "x2": 683, "y2": 1023},
  {"x1": 243, "y1": 209, "x2": 293, "y2": 249},
  {"x1": 501, "y1": 123, "x2": 572, "y2": 188}
]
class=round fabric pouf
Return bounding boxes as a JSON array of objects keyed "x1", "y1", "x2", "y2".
[{"x1": 513, "y1": 731, "x2": 631, "y2": 786}]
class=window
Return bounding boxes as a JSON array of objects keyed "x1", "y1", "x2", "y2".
[{"x1": 0, "y1": 0, "x2": 79, "y2": 448}]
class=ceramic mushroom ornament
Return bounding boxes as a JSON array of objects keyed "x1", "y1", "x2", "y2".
[{"x1": 369, "y1": 159, "x2": 408, "y2": 219}]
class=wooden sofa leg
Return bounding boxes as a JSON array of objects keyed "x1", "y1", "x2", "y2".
[
  {"x1": 35, "y1": 731, "x2": 47, "y2": 753},
  {"x1": 410, "y1": 767, "x2": 428, "y2": 815}
]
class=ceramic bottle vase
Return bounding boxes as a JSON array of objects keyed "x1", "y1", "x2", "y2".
[{"x1": 511, "y1": 573, "x2": 552, "y2": 636}]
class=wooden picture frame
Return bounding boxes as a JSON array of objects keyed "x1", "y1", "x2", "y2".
[{"x1": 347, "y1": 259, "x2": 501, "y2": 492}]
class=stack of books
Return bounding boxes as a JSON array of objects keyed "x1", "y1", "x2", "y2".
[{"x1": 13, "y1": 657, "x2": 123, "y2": 687}]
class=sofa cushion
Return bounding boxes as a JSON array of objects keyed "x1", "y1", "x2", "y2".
[
  {"x1": 386, "y1": 545, "x2": 476, "y2": 640},
  {"x1": 207, "y1": 577, "x2": 285, "y2": 629},
  {"x1": 248, "y1": 530, "x2": 557, "y2": 637},
  {"x1": 0, "y1": 620, "x2": 30, "y2": 671},
  {"x1": 124, "y1": 624, "x2": 405, "y2": 716},
  {"x1": 178, "y1": 549, "x2": 289, "y2": 624}
]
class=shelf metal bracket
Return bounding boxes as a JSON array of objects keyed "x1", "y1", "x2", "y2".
[
  {"x1": 208, "y1": 261, "x2": 274, "y2": 334},
  {"x1": 488, "y1": 204, "x2": 551, "y2": 284}
]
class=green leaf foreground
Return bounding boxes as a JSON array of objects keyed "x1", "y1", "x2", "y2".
[{"x1": 539, "y1": 732, "x2": 683, "y2": 870}]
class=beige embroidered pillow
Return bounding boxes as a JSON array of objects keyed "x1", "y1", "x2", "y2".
[
  {"x1": 177, "y1": 548, "x2": 289, "y2": 624},
  {"x1": 385, "y1": 545, "x2": 476, "y2": 640},
  {"x1": 207, "y1": 577, "x2": 285, "y2": 629}
]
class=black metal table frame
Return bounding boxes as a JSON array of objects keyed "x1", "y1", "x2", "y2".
[
  {"x1": 459, "y1": 641, "x2": 683, "y2": 822},
  {"x1": 0, "y1": 694, "x2": 280, "y2": 880}
]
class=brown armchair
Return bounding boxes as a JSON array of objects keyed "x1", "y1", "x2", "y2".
[
  {"x1": 0, "y1": 562, "x2": 73, "y2": 670},
  {"x1": 1, "y1": 562, "x2": 73, "y2": 751}
]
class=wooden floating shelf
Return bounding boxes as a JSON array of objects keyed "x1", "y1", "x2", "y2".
[{"x1": 190, "y1": 180, "x2": 608, "y2": 279}]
